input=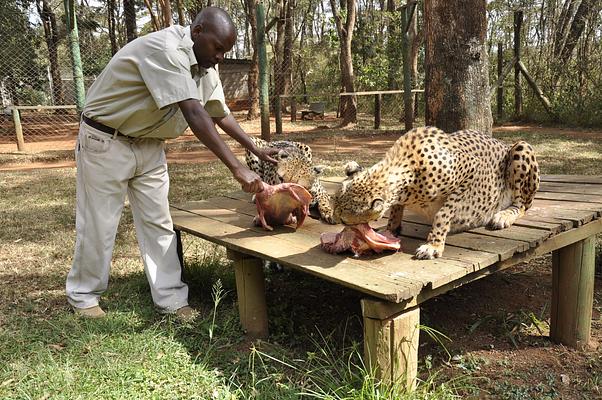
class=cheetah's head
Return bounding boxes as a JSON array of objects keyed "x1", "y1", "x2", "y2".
[
  {"x1": 332, "y1": 161, "x2": 390, "y2": 225},
  {"x1": 276, "y1": 149, "x2": 322, "y2": 189}
]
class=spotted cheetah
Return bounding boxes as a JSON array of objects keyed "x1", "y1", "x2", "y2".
[
  {"x1": 245, "y1": 136, "x2": 335, "y2": 224},
  {"x1": 332, "y1": 126, "x2": 540, "y2": 259}
]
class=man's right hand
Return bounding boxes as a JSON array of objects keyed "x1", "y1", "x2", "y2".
[{"x1": 232, "y1": 166, "x2": 265, "y2": 193}]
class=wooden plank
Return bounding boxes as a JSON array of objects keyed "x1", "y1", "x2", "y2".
[
  {"x1": 468, "y1": 225, "x2": 552, "y2": 248},
  {"x1": 514, "y1": 217, "x2": 570, "y2": 233},
  {"x1": 173, "y1": 197, "x2": 499, "y2": 299},
  {"x1": 536, "y1": 190, "x2": 602, "y2": 205},
  {"x1": 189, "y1": 196, "x2": 496, "y2": 288},
  {"x1": 171, "y1": 208, "x2": 418, "y2": 302},
  {"x1": 398, "y1": 221, "x2": 530, "y2": 261},
  {"x1": 541, "y1": 175, "x2": 602, "y2": 185},
  {"x1": 538, "y1": 182, "x2": 602, "y2": 196},
  {"x1": 525, "y1": 205, "x2": 595, "y2": 226},
  {"x1": 533, "y1": 199, "x2": 602, "y2": 215}
]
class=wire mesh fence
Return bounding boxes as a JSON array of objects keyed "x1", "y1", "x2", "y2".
[{"x1": 0, "y1": 1, "x2": 419, "y2": 152}]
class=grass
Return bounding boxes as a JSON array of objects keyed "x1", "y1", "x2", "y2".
[{"x1": 1, "y1": 127, "x2": 601, "y2": 398}]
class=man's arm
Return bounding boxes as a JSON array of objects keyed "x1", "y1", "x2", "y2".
[
  {"x1": 178, "y1": 99, "x2": 264, "y2": 193},
  {"x1": 215, "y1": 114, "x2": 278, "y2": 164}
]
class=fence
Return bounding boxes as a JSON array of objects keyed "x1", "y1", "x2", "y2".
[{"x1": 1, "y1": 1, "x2": 420, "y2": 152}]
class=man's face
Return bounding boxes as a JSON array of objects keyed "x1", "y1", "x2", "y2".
[{"x1": 192, "y1": 25, "x2": 235, "y2": 68}]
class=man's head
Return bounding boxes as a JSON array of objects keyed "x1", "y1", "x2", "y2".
[{"x1": 191, "y1": 7, "x2": 236, "y2": 68}]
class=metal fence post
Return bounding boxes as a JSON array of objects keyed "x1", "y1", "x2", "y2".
[
  {"x1": 256, "y1": 3, "x2": 270, "y2": 141},
  {"x1": 64, "y1": 0, "x2": 86, "y2": 114}
]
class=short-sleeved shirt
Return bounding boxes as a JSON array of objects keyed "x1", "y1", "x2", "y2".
[{"x1": 83, "y1": 25, "x2": 230, "y2": 139}]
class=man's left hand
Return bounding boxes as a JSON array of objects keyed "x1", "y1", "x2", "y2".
[{"x1": 255, "y1": 147, "x2": 279, "y2": 164}]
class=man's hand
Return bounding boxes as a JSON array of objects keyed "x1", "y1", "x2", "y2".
[
  {"x1": 233, "y1": 166, "x2": 265, "y2": 193},
  {"x1": 254, "y1": 147, "x2": 279, "y2": 164}
]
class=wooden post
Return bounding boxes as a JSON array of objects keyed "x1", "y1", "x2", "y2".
[
  {"x1": 513, "y1": 10, "x2": 523, "y2": 119},
  {"x1": 175, "y1": 229, "x2": 184, "y2": 277},
  {"x1": 256, "y1": 3, "x2": 271, "y2": 141},
  {"x1": 362, "y1": 299, "x2": 419, "y2": 389},
  {"x1": 374, "y1": 94, "x2": 382, "y2": 129},
  {"x1": 290, "y1": 96, "x2": 297, "y2": 122},
  {"x1": 275, "y1": 96, "x2": 283, "y2": 135},
  {"x1": 551, "y1": 236, "x2": 595, "y2": 350},
  {"x1": 497, "y1": 42, "x2": 504, "y2": 121},
  {"x1": 228, "y1": 250, "x2": 269, "y2": 339},
  {"x1": 517, "y1": 61, "x2": 556, "y2": 118},
  {"x1": 12, "y1": 108, "x2": 26, "y2": 152}
]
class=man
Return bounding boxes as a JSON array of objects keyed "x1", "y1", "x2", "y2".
[{"x1": 66, "y1": 7, "x2": 276, "y2": 320}]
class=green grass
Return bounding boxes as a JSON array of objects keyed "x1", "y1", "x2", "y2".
[{"x1": 1, "y1": 128, "x2": 601, "y2": 399}]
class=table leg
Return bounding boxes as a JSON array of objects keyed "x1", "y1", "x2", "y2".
[
  {"x1": 175, "y1": 228, "x2": 184, "y2": 274},
  {"x1": 551, "y1": 235, "x2": 595, "y2": 350},
  {"x1": 228, "y1": 249, "x2": 269, "y2": 339},
  {"x1": 362, "y1": 299, "x2": 420, "y2": 389}
]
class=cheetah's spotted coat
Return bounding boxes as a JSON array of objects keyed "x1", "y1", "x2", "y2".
[{"x1": 332, "y1": 126, "x2": 540, "y2": 259}]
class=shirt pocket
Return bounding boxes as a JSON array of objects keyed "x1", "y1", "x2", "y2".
[{"x1": 82, "y1": 131, "x2": 111, "y2": 154}]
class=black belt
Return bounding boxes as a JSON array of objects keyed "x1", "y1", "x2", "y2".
[{"x1": 82, "y1": 115, "x2": 127, "y2": 137}]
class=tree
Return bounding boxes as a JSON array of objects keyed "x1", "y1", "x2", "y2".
[
  {"x1": 36, "y1": 0, "x2": 66, "y2": 105},
  {"x1": 243, "y1": 0, "x2": 260, "y2": 119},
  {"x1": 124, "y1": 0, "x2": 138, "y2": 42},
  {"x1": 424, "y1": 0, "x2": 492, "y2": 133},
  {"x1": 329, "y1": 0, "x2": 357, "y2": 125}
]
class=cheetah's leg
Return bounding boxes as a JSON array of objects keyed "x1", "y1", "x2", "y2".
[
  {"x1": 310, "y1": 183, "x2": 336, "y2": 224},
  {"x1": 386, "y1": 204, "x2": 405, "y2": 236},
  {"x1": 415, "y1": 177, "x2": 475, "y2": 260},
  {"x1": 489, "y1": 141, "x2": 540, "y2": 230}
]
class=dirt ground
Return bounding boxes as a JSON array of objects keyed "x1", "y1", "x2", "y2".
[{"x1": 2, "y1": 120, "x2": 601, "y2": 172}]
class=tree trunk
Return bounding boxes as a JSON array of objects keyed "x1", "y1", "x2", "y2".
[
  {"x1": 107, "y1": 0, "x2": 119, "y2": 54},
  {"x1": 556, "y1": 0, "x2": 596, "y2": 69},
  {"x1": 36, "y1": 0, "x2": 65, "y2": 106},
  {"x1": 143, "y1": 0, "x2": 161, "y2": 31},
  {"x1": 424, "y1": 0, "x2": 492, "y2": 133},
  {"x1": 330, "y1": 0, "x2": 357, "y2": 125},
  {"x1": 386, "y1": 0, "x2": 398, "y2": 89},
  {"x1": 244, "y1": 0, "x2": 260, "y2": 119},
  {"x1": 124, "y1": 0, "x2": 138, "y2": 42},
  {"x1": 158, "y1": 0, "x2": 172, "y2": 27},
  {"x1": 175, "y1": 0, "x2": 186, "y2": 25}
]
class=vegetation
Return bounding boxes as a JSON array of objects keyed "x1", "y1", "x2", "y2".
[{"x1": 1, "y1": 1, "x2": 600, "y2": 127}]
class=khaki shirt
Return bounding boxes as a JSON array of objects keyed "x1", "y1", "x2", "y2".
[{"x1": 83, "y1": 25, "x2": 230, "y2": 139}]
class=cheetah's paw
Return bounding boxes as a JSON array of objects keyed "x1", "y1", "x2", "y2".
[
  {"x1": 414, "y1": 243, "x2": 443, "y2": 260},
  {"x1": 488, "y1": 211, "x2": 516, "y2": 230}
]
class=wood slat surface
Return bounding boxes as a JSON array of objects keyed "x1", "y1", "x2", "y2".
[{"x1": 172, "y1": 175, "x2": 602, "y2": 303}]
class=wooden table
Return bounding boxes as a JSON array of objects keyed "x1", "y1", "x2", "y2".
[{"x1": 171, "y1": 175, "x2": 601, "y2": 388}]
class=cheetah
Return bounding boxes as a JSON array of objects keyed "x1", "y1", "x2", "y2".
[
  {"x1": 332, "y1": 126, "x2": 540, "y2": 259},
  {"x1": 245, "y1": 136, "x2": 335, "y2": 224}
]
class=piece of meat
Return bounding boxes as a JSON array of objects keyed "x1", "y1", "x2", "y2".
[
  {"x1": 320, "y1": 223, "x2": 401, "y2": 257},
  {"x1": 254, "y1": 182, "x2": 313, "y2": 231}
]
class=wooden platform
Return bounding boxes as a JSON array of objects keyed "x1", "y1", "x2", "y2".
[{"x1": 171, "y1": 175, "x2": 601, "y2": 388}]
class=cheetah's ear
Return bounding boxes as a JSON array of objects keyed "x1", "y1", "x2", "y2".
[
  {"x1": 344, "y1": 161, "x2": 363, "y2": 177},
  {"x1": 313, "y1": 165, "x2": 325, "y2": 175}
]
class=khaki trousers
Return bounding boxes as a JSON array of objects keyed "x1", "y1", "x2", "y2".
[{"x1": 66, "y1": 122, "x2": 188, "y2": 313}]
